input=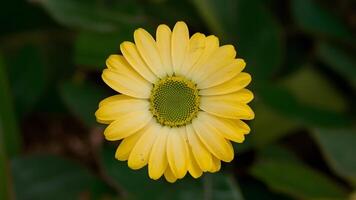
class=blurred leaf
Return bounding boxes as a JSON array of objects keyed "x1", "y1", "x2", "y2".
[
  {"x1": 203, "y1": 173, "x2": 245, "y2": 200},
  {"x1": 89, "y1": 179, "x2": 116, "y2": 200},
  {"x1": 0, "y1": 53, "x2": 19, "y2": 200},
  {"x1": 257, "y1": 145, "x2": 299, "y2": 163},
  {"x1": 0, "y1": 54, "x2": 21, "y2": 157},
  {"x1": 37, "y1": 0, "x2": 145, "y2": 32},
  {"x1": 291, "y1": 0, "x2": 353, "y2": 41},
  {"x1": 12, "y1": 154, "x2": 97, "y2": 200},
  {"x1": 59, "y1": 80, "x2": 108, "y2": 127},
  {"x1": 0, "y1": 0, "x2": 56, "y2": 35},
  {"x1": 249, "y1": 101, "x2": 300, "y2": 148},
  {"x1": 144, "y1": 0, "x2": 202, "y2": 29},
  {"x1": 281, "y1": 66, "x2": 347, "y2": 112},
  {"x1": 257, "y1": 84, "x2": 351, "y2": 127},
  {"x1": 316, "y1": 42, "x2": 356, "y2": 89},
  {"x1": 101, "y1": 145, "x2": 200, "y2": 200},
  {"x1": 193, "y1": 0, "x2": 284, "y2": 80},
  {"x1": 240, "y1": 148, "x2": 297, "y2": 200},
  {"x1": 282, "y1": 36, "x2": 312, "y2": 75},
  {"x1": 0, "y1": 150, "x2": 13, "y2": 200},
  {"x1": 312, "y1": 128, "x2": 356, "y2": 186},
  {"x1": 233, "y1": 0, "x2": 283, "y2": 81},
  {"x1": 75, "y1": 31, "x2": 130, "y2": 69},
  {"x1": 6, "y1": 45, "x2": 47, "y2": 117},
  {"x1": 191, "y1": 0, "x2": 229, "y2": 36},
  {"x1": 101, "y1": 145, "x2": 168, "y2": 200},
  {"x1": 240, "y1": 179, "x2": 293, "y2": 200},
  {"x1": 101, "y1": 146, "x2": 244, "y2": 200},
  {"x1": 250, "y1": 147, "x2": 347, "y2": 200},
  {"x1": 25, "y1": 32, "x2": 77, "y2": 114}
]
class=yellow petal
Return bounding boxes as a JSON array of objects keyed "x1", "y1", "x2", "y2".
[
  {"x1": 120, "y1": 41, "x2": 157, "y2": 83},
  {"x1": 199, "y1": 72, "x2": 251, "y2": 95},
  {"x1": 148, "y1": 127, "x2": 169, "y2": 180},
  {"x1": 200, "y1": 95, "x2": 255, "y2": 120},
  {"x1": 134, "y1": 28, "x2": 166, "y2": 78},
  {"x1": 95, "y1": 94, "x2": 133, "y2": 124},
  {"x1": 106, "y1": 55, "x2": 132, "y2": 72},
  {"x1": 102, "y1": 69, "x2": 152, "y2": 99},
  {"x1": 186, "y1": 124, "x2": 213, "y2": 172},
  {"x1": 198, "y1": 59, "x2": 246, "y2": 89},
  {"x1": 180, "y1": 33, "x2": 206, "y2": 76},
  {"x1": 187, "y1": 147, "x2": 203, "y2": 178},
  {"x1": 200, "y1": 73, "x2": 251, "y2": 95},
  {"x1": 208, "y1": 156, "x2": 221, "y2": 173},
  {"x1": 103, "y1": 111, "x2": 152, "y2": 141},
  {"x1": 188, "y1": 35, "x2": 219, "y2": 80},
  {"x1": 171, "y1": 21, "x2": 189, "y2": 75},
  {"x1": 197, "y1": 112, "x2": 250, "y2": 143},
  {"x1": 95, "y1": 97, "x2": 149, "y2": 124},
  {"x1": 98, "y1": 95, "x2": 131, "y2": 107},
  {"x1": 97, "y1": 95, "x2": 134, "y2": 124},
  {"x1": 156, "y1": 24, "x2": 174, "y2": 76},
  {"x1": 195, "y1": 45, "x2": 236, "y2": 86},
  {"x1": 164, "y1": 167, "x2": 177, "y2": 183},
  {"x1": 192, "y1": 114, "x2": 234, "y2": 162},
  {"x1": 166, "y1": 127, "x2": 188, "y2": 179},
  {"x1": 181, "y1": 129, "x2": 203, "y2": 178},
  {"x1": 200, "y1": 89, "x2": 254, "y2": 103},
  {"x1": 128, "y1": 121, "x2": 160, "y2": 170},
  {"x1": 115, "y1": 127, "x2": 147, "y2": 161}
]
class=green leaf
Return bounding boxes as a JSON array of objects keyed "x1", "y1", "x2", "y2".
[
  {"x1": 250, "y1": 147, "x2": 347, "y2": 200},
  {"x1": 203, "y1": 173, "x2": 245, "y2": 200},
  {"x1": 0, "y1": 148, "x2": 14, "y2": 200},
  {"x1": 249, "y1": 101, "x2": 300, "y2": 148},
  {"x1": 316, "y1": 42, "x2": 356, "y2": 89},
  {"x1": 174, "y1": 173, "x2": 245, "y2": 200},
  {"x1": 256, "y1": 145, "x2": 299, "y2": 163},
  {"x1": 6, "y1": 45, "x2": 47, "y2": 117},
  {"x1": 101, "y1": 146, "x2": 245, "y2": 200},
  {"x1": 101, "y1": 146, "x2": 199, "y2": 200},
  {"x1": 144, "y1": 0, "x2": 203, "y2": 29},
  {"x1": 291, "y1": 0, "x2": 353, "y2": 41},
  {"x1": 282, "y1": 36, "x2": 311, "y2": 75},
  {"x1": 101, "y1": 145, "x2": 169, "y2": 200},
  {"x1": 257, "y1": 83, "x2": 351, "y2": 127},
  {"x1": 312, "y1": 128, "x2": 356, "y2": 186},
  {"x1": 280, "y1": 66, "x2": 348, "y2": 112},
  {"x1": 74, "y1": 31, "x2": 131, "y2": 69},
  {"x1": 0, "y1": 0, "x2": 55, "y2": 35},
  {"x1": 0, "y1": 54, "x2": 19, "y2": 200},
  {"x1": 0, "y1": 54, "x2": 21, "y2": 157},
  {"x1": 240, "y1": 178, "x2": 293, "y2": 200},
  {"x1": 11, "y1": 154, "x2": 97, "y2": 200},
  {"x1": 37, "y1": 0, "x2": 145, "y2": 32},
  {"x1": 193, "y1": 0, "x2": 284, "y2": 80},
  {"x1": 191, "y1": 0, "x2": 230, "y2": 37},
  {"x1": 240, "y1": 146, "x2": 297, "y2": 200},
  {"x1": 233, "y1": 1, "x2": 283, "y2": 81},
  {"x1": 59, "y1": 80, "x2": 108, "y2": 127}
]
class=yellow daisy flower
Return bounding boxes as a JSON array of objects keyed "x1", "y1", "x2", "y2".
[{"x1": 95, "y1": 21, "x2": 254, "y2": 183}]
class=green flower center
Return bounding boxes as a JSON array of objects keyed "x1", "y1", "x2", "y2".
[{"x1": 150, "y1": 76, "x2": 200, "y2": 127}]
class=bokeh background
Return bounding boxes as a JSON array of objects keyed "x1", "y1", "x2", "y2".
[{"x1": 1, "y1": 0, "x2": 355, "y2": 199}]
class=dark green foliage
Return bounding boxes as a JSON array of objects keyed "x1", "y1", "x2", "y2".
[
  {"x1": 11, "y1": 155, "x2": 99, "y2": 200},
  {"x1": 0, "y1": 0, "x2": 355, "y2": 199}
]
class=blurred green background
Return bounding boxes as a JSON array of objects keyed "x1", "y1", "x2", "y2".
[{"x1": 0, "y1": 0, "x2": 355, "y2": 199}]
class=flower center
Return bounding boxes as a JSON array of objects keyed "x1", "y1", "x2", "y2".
[{"x1": 150, "y1": 76, "x2": 200, "y2": 127}]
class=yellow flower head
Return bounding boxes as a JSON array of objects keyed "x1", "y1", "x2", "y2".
[{"x1": 95, "y1": 21, "x2": 254, "y2": 183}]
